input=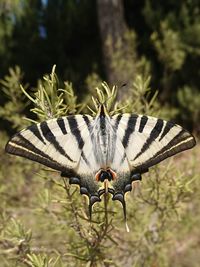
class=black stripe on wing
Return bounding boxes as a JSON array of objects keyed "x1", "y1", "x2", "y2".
[
  {"x1": 57, "y1": 118, "x2": 67, "y2": 134},
  {"x1": 40, "y1": 121, "x2": 75, "y2": 163},
  {"x1": 134, "y1": 129, "x2": 196, "y2": 172},
  {"x1": 114, "y1": 114, "x2": 123, "y2": 129},
  {"x1": 82, "y1": 115, "x2": 91, "y2": 129},
  {"x1": 122, "y1": 115, "x2": 138, "y2": 147},
  {"x1": 134, "y1": 119, "x2": 164, "y2": 160},
  {"x1": 139, "y1": 115, "x2": 148, "y2": 133},
  {"x1": 5, "y1": 133, "x2": 69, "y2": 173},
  {"x1": 29, "y1": 124, "x2": 46, "y2": 144},
  {"x1": 67, "y1": 116, "x2": 84, "y2": 149},
  {"x1": 81, "y1": 115, "x2": 94, "y2": 167},
  {"x1": 159, "y1": 120, "x2": 175, "y2": 141},
  {"x1": 67, "y1": 116, "x2": 91, "y2": 167}
]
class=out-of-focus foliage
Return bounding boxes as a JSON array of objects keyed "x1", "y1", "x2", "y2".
[
  {"x1": 140, "y1": 0, "x2": 200, "y2": 129},
  {"x1": 151, "y1": 21, "x2": 186, "y2": 72},
  {"x1": 0, "y1": 0, "x2": 25, "y2": 70},
  {"x1": 0, "y1": 1, "x2": 200, "y2": 131},
  {"x1": 0, "y1": 1, "x2": 199, "y2": 266},
  {"x1": 0, "y1": 66, "x2": 28, "y2": 129},
  {"x1": 0, "y1": 0, "x2": 101, "y2": 88},
  {"x1": 177, "y1": 86, "x2": 200, "y2": 133},
  {"x1": 0, "y1": 67, "x2": 199, "y2": 267}
]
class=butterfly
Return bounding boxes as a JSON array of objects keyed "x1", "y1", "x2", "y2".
[{"x1": 5, "y1": 104, "x2": 196, "y2": 220}]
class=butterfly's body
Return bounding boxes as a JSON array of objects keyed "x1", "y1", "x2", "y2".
[
  {"x1": 91, "y1": 115, "x2": 112, "y2": 167},
  {"x1": 5, "y1": 104, "x2": 196, "y2": 218}
]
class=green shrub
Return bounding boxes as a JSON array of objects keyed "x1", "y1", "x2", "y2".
[{"x1": 0, "y1": 66, "x2": 198, "y2": 267}]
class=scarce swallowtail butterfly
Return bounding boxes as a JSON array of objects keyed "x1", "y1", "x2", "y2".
[{"x1": 5, "y1": 104, "x2": 196, "y2": 220}]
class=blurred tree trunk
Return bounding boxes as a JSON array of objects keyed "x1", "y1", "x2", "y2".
[
  {"x1": 97, "y1": 0, "x2": 127, "y2": 83},
  {"x1": 97, "y1": 0, "x2": 138, "y2": 99}
]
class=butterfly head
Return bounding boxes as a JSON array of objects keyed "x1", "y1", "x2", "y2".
[{"x1": 96, "y1": 103, "x2": 110, "y2": 117}]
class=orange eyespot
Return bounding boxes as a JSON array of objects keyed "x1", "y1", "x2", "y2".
[
  {"x1": 95, "y1": 169, "x2": 102, "y2": 181},
  {"x1": 107, "y1": 168, "x2": 117, "y2": 180},
  {"x1": 95, "y1": 168, "x2": 117, "y2": 182}
]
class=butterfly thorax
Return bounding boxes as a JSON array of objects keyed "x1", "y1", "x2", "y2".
[{"x1": 91, "y1": 109, "x2": 115, "y2": 168}]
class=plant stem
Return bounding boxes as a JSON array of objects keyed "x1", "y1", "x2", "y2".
[{"x1": 104, "y1": 191, "x2": 109, "y2": 228}]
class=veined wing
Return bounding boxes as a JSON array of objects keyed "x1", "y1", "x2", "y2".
[
  {"x1": 112, "y1": 113, "x2": 196, "y2": 173},
  {"x1": 106, "y1": 113, "x2": 195, "y2": 216},
  {"x1": 5, "y1": 114, "x2": 103, "y2": 209},
  {"x1": 5, "y1": 115, "x2": 95, "y2": 174}
]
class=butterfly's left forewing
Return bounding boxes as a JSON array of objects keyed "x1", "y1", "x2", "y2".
[
  {"x1": 6, "y1": 116, "x2": 81, "y2": 171},
  {"x1": 6, "y1": 115, "x2": 102, "y2": 200}
]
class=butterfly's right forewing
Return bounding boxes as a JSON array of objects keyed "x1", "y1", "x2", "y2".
[{"x1": 112, "y1": 113, "x2": 196, "y2": 173}]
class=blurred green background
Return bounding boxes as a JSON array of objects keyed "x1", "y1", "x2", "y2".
[{"x1": 0, "y1": 1, "x2": 199, "y2": 267}]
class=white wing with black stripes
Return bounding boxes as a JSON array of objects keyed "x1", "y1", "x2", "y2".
[
  {"x1": 5, "y1": 114, "x2": 107, "y2": 212},
  {"x1": 111, "y1": 113, "x2": 195, "y2": 173},
  {"x1": 5, "y1": 105, "x2": 196, "y2": 218},
  {"x1": 6, "y1": 115, "x2": 92, "y2": 172}
]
